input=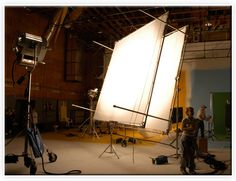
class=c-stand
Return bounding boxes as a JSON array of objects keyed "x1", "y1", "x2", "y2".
[
  {"x1": 23, "y1": 66, "x2": 38, "y2": 173},
  {"x1": 6, "y1": 41, "x2": 57, "y2": 174},
  {"x1": 80, "y1": 97, "x2": 100, "y2": 139},
  {"x1": 169, "y1": 37, "x2": 187, "y2": 159},
  {"x1": 171, "y1": 76, "x2": 181, "y2": 158},
  {"x1": 78, "y1": 89, "x2": 100, "y2": 139},
  {"x1": 5, "y1": 52, "x2": 39, "y2": 173}
]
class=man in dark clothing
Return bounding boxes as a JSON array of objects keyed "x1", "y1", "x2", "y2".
[{"x1": 180, "y1": 107, "x2": 198, "y2": 175}]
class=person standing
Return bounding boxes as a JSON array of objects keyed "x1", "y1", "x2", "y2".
[
  {"x1": 196, "y1": 105, "x2": 212, "y2": 138},
  {"x1": 180, "y1": 107, "x2": 198, "y2": 175}
]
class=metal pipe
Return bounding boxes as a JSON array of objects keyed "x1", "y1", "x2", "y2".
[
  {"x1": 72, "y1": 104, "x2": 95, "y2": 112},
  {"x1": 139, "y1": 10, "x2": 188, "y2": 36},
  {"x1": 93, "y1": 41, "x2": 113, "y2": 51},
  {"x1": 143, "y1": 27, "x2": 166, "y2": 128},
  {"x1": 113, "y1": 105, "x2": 169, "y2": 122}
]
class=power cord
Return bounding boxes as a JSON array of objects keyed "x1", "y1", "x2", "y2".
[
  {"x1": 27, "y1": 127, "x2": 82, "y2": 175},
  {"x1": 39, "y1": 155, "x2": 81, "y2": 175},
  {"x1": 11, "y1": 58, "x2": 17, "y2": 87}
]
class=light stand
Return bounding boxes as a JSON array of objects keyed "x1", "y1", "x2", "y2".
[
  {"x1": 6, "y1": 33, "x2": 57, "y2": 174},
  {"x1": 99, "y1": 121, "x2": 119, "y2": 159},
  {"x1": 173, "y1": 76, "x2": 181, "y2": 158},
  {"x1": 15, "y1": 44, "x2": 38, "y2": 174},
  {"x1": 169, "y1": 38, "x2": 187, "y2": 159},
  {"x1": 166, "y1": 77, "x2": 181, "y2": 157},
  {"x1": 79, "y1": 89, "x2": 100, "y2": 139}
]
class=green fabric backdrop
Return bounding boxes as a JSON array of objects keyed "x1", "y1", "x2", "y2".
[{"x1": 211, "y1": 92, "x2": 231, "y2": 140}]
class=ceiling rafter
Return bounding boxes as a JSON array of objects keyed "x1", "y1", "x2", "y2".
[{"x1": 24, "y1": 6, "x2": 231, "y2": 45}]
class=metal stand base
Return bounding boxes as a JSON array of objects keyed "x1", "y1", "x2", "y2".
[
  {"x1": 78, "y1": 97, "x2": 100, "y2": 139},
  {"x1": 169, "y1": 130, "x2": 181, "y2": 159},
  {"x1": 98, "y1": 143, "x2": 119, "y2": 159},
  {"x1": 99, "y1": 121, "x2": 119, "y2": 159},
  {"x1": 80, "y1": 120, "x2": 100, "y2": 139}
]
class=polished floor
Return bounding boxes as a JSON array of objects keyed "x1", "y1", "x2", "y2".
[{"x1": 4, "y1": 125, "x2": 232, "y2": 176}]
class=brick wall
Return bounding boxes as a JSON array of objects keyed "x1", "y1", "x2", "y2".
[{"x1": 5, "y1": 7, "x2": 97, "y2": 101}]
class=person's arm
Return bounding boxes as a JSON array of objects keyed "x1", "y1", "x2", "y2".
[{"x1": 199, "y1": 111, "x2": 206, "y2": 120}]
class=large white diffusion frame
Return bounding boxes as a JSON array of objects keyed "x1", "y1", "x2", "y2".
[
  {"x1": 94, "y1": 13, "x2": 186, "y2": 131},
  {"x1": 145, "y1": 26, "x2": 187, "y2": 131},
  {"x1": 94, "y1": 13, "x2": 168, "y2": 126}
]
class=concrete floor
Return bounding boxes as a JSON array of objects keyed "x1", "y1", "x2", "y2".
[{"x1": 4, "y1": 127, "x2": 232, "y2": 176}]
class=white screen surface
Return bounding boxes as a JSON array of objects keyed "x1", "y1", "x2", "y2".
[
  {"x1": 94, "y1": 13, "x2": 168, "y2": 126},
  {"x1": 145, "y1": 26, "x2": 187, "y2": 131}
]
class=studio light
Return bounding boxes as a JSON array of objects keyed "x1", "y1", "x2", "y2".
[
  {"x1": 88, "y1": 88, "x2": 99, "y2": 99},
  {"x1": 13, "y1": 32, "x2": 47, "y2": 67}
]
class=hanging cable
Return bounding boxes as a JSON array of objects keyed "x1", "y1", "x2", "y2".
[{"x1": 11, "y1": 59, "x2": 17, "y2": 87}]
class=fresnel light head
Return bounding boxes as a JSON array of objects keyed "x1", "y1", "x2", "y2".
[
  {"x1": 13, "y1": 32, "x2": 47, "y2": 68},
  {"x1": 88, "y1": 88, "x2": 98, "y2": 99}
]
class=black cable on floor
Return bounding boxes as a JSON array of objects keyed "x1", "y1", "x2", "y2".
[
  {"x1": 39, "y1": 155, "x2": 81, "y2": 175},
  {"x1": 28, "y1": 127, "x2": 82, "y2": 175}
]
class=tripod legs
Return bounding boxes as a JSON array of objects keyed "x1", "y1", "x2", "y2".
[
  {"x1": 98, "y1": 144, "x2": 119, "y2": 159},
  {"x1": 169, "y1": 130, "x2": 181, "y2": 158},
  {"x1": 78, "y1": 97, "x2": 100, "y2": 139},
  {"x1": 99, "y1": 121, "x2": 119, "y2": 159},
  {"x1": 79, "y1": 118, "x2": 100, "y2": 139}
]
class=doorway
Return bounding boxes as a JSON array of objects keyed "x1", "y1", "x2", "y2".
[{"x1": 210, "y1": 92, "x2": 231, "y2": 140}]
